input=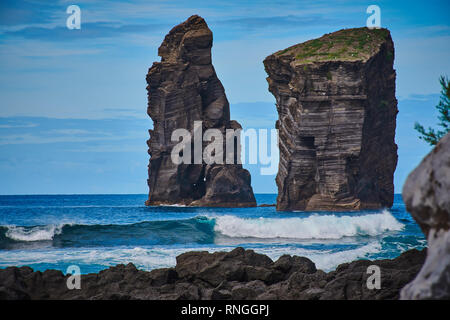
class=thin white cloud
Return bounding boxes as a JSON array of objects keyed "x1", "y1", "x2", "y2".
[
  {"x1": 0, "y1": 122, "x2": 38, "y2": 128},
  {"x1": 0, "y1": 39, "x2": 103, "y2": 57},
  {"x1": 0, "y1": 130, "x2": 144, "y2": 145}
]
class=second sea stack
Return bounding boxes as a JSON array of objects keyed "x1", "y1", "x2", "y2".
[
  {"x1": 146, "y1": 15, "x2": 256, "y2": 207},
  {"x1": 264, "y1": 28, "x2": 398, "y2": 211}
]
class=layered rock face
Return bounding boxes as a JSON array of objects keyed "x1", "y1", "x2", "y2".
[
  {"x1": 146, "y1": 15, "x2": 255, "y2": 207},
  {"x1": 401, "y1": 133, "x2": 450, "y2": 299},
  {"x1": 0, "y1": 247, "x2": 425, "y2": 300},
  {"x1": 264, "y1": 28, "x2": 398, "y2": 211}
]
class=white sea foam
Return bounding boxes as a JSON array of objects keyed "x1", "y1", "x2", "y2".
[
  {"x1": 214, "y1": 210, "x2": 404, "y2": 240},
  {"x1": 155, "y1": 204, "x2": 188, "y2": 207},
  {"x1": 0, "y1": 241, "x2": 384, "y2": 272},
  {"x1": 5, "y1": 224, "x2": 66, "y2": 241},
  {"x1": 288, "y1": 242, "x2": 382, "y2": 271},
  {"x1": 0, "y1": 246, "x2": 189, "y2": 271}
]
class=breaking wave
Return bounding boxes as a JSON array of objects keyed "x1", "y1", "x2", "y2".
[
  {"x1": 3, "y1": 224, "x2": 65, "y2": 242},
  {"x1": 214, "y1": 210, "x2": 404, "y2": 240},
  {"x1": 0, "y1": 210, "x2": 404, "y2": 250}
]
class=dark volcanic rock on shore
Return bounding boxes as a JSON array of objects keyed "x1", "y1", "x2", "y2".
[
  {"x1": 401, "y1": 132, "x2": 450, "y2": 299},
  {"x1": 263, "y1": 28, "x2": 398, "y2": 211},
  {"x1": 0, "y1": 247, "x2": 425, "y2": 300},
  {"x1": 145, "y1": 15, "x2": 256, "y2": 207}
]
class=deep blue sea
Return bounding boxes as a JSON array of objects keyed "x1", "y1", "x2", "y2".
[{"x1": 0, "y1": 194, "x2": 426, "y2": 274}]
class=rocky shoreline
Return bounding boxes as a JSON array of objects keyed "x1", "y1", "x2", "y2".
[{"x1": 0, "y1": 247, "x2": 425, "y2": 300}]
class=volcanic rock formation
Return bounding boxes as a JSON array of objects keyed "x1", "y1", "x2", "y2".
[
  {"x1": 0, "y1": 247, "x2": 425, "y2": 300},
  {"x1": 401, "y1": 132, "x2": 450, "y2": 299},
  {"x1": 145, "y1": 15, "x2": 256, "y2": 207},
  {"x1": 264, "y1": 28, "x2": 398, "y2": 211}
]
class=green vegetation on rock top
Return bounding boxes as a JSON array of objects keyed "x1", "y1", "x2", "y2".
[{"x1": 276, "y1": 27, "x2": 390, "y2": 64}]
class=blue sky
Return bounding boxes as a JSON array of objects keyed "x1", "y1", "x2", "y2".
[{"x1": 0, "y1": 0, "x2": 449, "y2": 194}]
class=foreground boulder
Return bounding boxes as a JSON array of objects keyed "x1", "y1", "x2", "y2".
[
  {"x1": 264, "y1": 28, "x2": 398, "y2": 211},
  {"x1": 0, "y1": 247, "x2": 425, "y2": 300},
  {"x1": 401, "y1": 132, "x2": 450, "y2": 299},
  {"x1": 146, "y1": 15, "x2": 256, "y2": 207}
]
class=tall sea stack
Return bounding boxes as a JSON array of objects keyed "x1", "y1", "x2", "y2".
[
  {"x1": 264, "y1": 28, "x2": 398, "y2": 211},
  {"x1": 146, "y1": 15, "x2": 256, "y2": 207}
]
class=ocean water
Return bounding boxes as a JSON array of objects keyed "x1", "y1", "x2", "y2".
[{"x1": 0, "y1": 194, "x2": 426, "y2": 274}]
